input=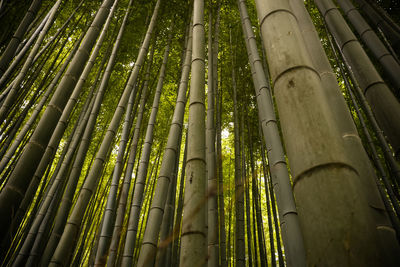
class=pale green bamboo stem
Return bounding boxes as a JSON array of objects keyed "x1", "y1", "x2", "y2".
[
  {"x1": 237, "y1": 1, "x2": 306, "y2": 265},
  {"x1": 179, "y1": 0, "x2": 207, "y2": 265},
  {"x1": 255, "y1": 0, "x2": 395, "y2": 265}
]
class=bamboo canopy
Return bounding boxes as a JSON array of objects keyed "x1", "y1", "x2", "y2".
[{"x1": 0, "y1": 0, "x2": 399, "y2": 266}]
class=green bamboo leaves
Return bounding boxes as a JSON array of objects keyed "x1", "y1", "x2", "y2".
[{"x1": 1, "y1": 0, "x2": 400, "y2": 265}]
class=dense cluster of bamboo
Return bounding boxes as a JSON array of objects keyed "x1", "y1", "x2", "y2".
[{"x1": 0, "y1": 0, "x2": 399, "y2": 266}]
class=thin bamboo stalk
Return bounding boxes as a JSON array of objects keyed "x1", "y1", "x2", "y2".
[
  {"x1": 237, "y1": 1, "x2": 306, "y2": 265},
  {"x1": 136, "y1": 20, "x2": 192, "y2": 267},
  {"x1": 0, "y1": 0, "x2": 116, "y2": 242}
]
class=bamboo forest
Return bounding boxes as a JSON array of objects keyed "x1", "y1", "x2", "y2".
[{"x1": 1, "y1": 0, "x2": 400, "y2": 266}]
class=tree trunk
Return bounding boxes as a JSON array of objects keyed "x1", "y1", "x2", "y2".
[
  {"x1": 39, "y1": 45, "x2": 113, "y2": 266},
  {"x1": 0, "y1": 0, "x2": 115, "y2": 243},
  {"x1": 171, "y1": 134, "x2": 188, "y2": 267},
  {"x1": 154, "y1": 142, "x2": 179, "y2": 267},
  {"x1": 237, "y1": 1, "x2": 306, "y2": 265},
  {"x1": 0, "y1": 29, "x2": 84, "y2": 174},
  {"x1": 121, "y1": 17, "x2": 171, "y2": 267},
  {"x1": 231, "y1": 29, "x2": 245, "y2": 266},
  {"x1": 0, "y1": 11, "x2": 48, "y2": 90},
  {"x1": 226, "y1": 171, "x2": 233, "y2": 267},
  {"x1": 326, "y1": 28, "x2": 400, "y2": 234},
  {"x1": 248, "y1": 122, "x2": 266, "y2": 267},
  {"x1": 48, "y1": 1, "x2": 161, "y2": 264},
  {"x1": 106, "y1": 41, "x2": 155, "y2": 267},
  {"x1": 255, "y1": 0, "x2": 400, "y2": 265},
  {"x1": 213, "y1": 1, "x2": 226, "y2": 266},
  {"x1": 259, "y1": 130, "x2": 276, "y2": 267},
  {"x1": 179, "y1": 0, "x2": 207, "y2": 265},
  {"x1": 0, "y1": 0, "x2": 41, "y2": 76},
  {"x1": 337, "y1": 0, "x2": 400, "y2": 95},
  {"x1": 291, "y1": 0, "x2": 400, "y2": 257},
  {"x1": 0, "y1": 0, "x2": 62, "y2": 123},
  {"x1": 316, "y1": 0, "x2": 400, "y2": 157},
  {"x1": 136, "y1": 19, "x2": 192, "y2": 267},
  {"x1": 91, "y1": 0, "x2": 135, "y2": 263},
  {"x1": 207, "y1": 2, "x2": 218, "y2": 266},
  {"x1": 8, "y1": 5, "x2": 117, "y2": 249},
  {"x1": 352, "y1": 0, "x2": 400, "y2": 55},
  {"x1": 242, "y1": 115, "x2": 253, "y2": 267}
]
